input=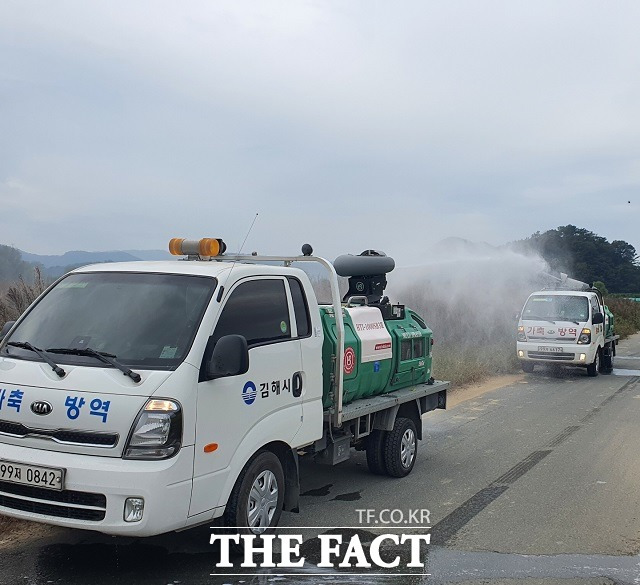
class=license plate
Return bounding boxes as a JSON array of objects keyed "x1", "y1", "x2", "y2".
[
  {"x1": 537, "y1": 346, "x2": 563, "y2": 353},
  {"x1": 0, "y1": 459, "x2": 65, "y2": 491}
]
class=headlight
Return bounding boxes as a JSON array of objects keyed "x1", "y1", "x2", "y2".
[
  {"x1": 123, "y1": 399, "x2": 182, "y2": 460},
  {"x1": 577, "y1": 328, "x2": 591, "y2": 345},
  {"x1": 517, "y1": 326, "x2": 526, "y2": 342}
]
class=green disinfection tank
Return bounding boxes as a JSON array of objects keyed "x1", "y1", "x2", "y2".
[
  {"x1": 604, "y1": 305, "x2": 615, "y2": 338},
  {"x1": 319, "y1": 249, "x2": 436, "y2": 409},
  {"x1": 319, "y1": 304, "x2": 434, "y2": 409}
]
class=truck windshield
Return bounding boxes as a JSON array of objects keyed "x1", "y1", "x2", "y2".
[
  {"x1": 522, "y1": 295, "x2": 589, "y2": 323},
  {"x1": 2, "y1": 272, "x2": 216, "y2": 370}
]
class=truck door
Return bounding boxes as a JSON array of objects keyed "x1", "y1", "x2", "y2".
[
  {"x1": 190, "y1": 277, "x2": 304, "y2": 517},
  {"x1": 590, "y1": 295, "x2": 604, "y2": 338},
  {"x1": 286, "y1": 276, "x2": 324, "y2": 446}
]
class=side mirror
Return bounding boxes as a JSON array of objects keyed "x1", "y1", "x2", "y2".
[
  {"x1": 0, "y1": 321, "x2": 16, "y2": 342},
  {"x1": 206, "y1": 335, "x2": 249, "y2": 380},
  {"x1": 592, "y1": 312, "x2": 604, "y2": 325}
]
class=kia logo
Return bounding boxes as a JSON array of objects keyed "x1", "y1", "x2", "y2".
[{"x1": 31, "y1": 401, "x2": 53, "y2": 416}]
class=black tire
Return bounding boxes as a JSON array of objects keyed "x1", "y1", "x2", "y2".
[
  {"x1": 521, "y1": 361, "x2": 535, "y2": 373},
  {"x1": 586, "y1": 349, "x2": 600, "y2": 377},
  {"x1": 224, "y1": 451, "x2": 284, "y2": 534},
  {"x1": 601, "y1": 343, "x2": 614, "y2": 374},
  {"x1": 366, "y1": 429, "x2": 387, "y2": 475},
  {"x1": 382, "y1": 417, "x2": 418, "y2": 478}
]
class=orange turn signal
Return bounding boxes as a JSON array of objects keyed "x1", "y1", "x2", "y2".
[
  {"x1": 204, "y1": 443, "x2": 219, "y2": 453},
  {"x1": 169, "y1": 238, "x2": 185, "y2": 256},
  {"x1": 199, "y1": 238, "x2": 220, "y2": 257}
]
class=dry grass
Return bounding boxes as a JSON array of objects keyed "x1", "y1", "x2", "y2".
[
  {"x1": 0, "y1": 267, "x2": 47, "y2": 327},
  {"x1": 432, "y1": 341, "x2": 520, "y2": 386},
  {"x1": 605, "y1": 297, "x2": 640, "y2": 340},
  {"x1": 403, "y1": 284, "x2": 526, "y2": 386}
]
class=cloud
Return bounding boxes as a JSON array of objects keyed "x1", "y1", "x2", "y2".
[{"x1": 1, "y1": 1, "x2": 640, "y2": 259}]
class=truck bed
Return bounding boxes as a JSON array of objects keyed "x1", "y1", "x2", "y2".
[{"x1": 339, "y1": 379, "x2": 449, "y2": 422}]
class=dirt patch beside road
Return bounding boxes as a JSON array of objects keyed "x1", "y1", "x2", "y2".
[
  {"x1": 0, "y1": 516, "x2": 57, "y2": 549},
  {"x1": 447, "y1": 373, "x2": 525, "y2": 407}
]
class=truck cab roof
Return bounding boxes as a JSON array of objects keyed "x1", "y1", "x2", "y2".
[
  {"x1": 72, "y1": 260, "x2": 309, "y2": 281},
  {"x1": 529, "y1": 290, "x2": 597, "y2": 298}
]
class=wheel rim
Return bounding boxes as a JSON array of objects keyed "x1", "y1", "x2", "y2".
[
  {"x1": 247, "y1": 470, "x2": 279, "y2": 533},
  {"x1": 401, "y1": 428, "x2": 416, "y2": 468}
]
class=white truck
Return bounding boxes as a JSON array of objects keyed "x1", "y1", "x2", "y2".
[
  {"x1": 0, "y1": 239, "x2": 447, "y2": 536},
  {"x1": 516, "y1": 285, "x2": 619, "y2": 376}
]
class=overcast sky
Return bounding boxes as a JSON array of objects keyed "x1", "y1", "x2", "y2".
[{"x1": 1, "y1": 1, "x2": 639, "y2": 265}]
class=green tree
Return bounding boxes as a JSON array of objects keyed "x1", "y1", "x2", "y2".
[
  {"x1": 513, "y1": 225, "x2": 640, "y2": 293},
  {"x1": 611, "y1": 240, "x2": 638, "y2": 265},
  {"x1": 593, "y1": 281, "x2": 609, "y2": 295}
]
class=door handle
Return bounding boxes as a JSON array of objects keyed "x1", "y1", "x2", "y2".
[{"x1": 292, "y1": 371, "x2": 303, "y2": 398}]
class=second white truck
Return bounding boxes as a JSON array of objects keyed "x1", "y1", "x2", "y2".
[{"x1": 517, "y1": 283, "x2": 618, "y2": 376}]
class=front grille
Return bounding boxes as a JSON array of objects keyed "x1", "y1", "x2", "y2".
[
  {"x1": 0, "y1": 480, "x2": 106, "y2": 521},
  {"x1": 528, "y1": 351, "x2": 576, "y2": 361},
  {"x1": 0, "y1": 420, "x2": 118, "y2": 448},
  {"x1": 0, "y1": 480, "x2": 106, "y2": 507},
  {"x1": 0, "y1": 493, "x2": 105, "y2": 521},
  {"x1": 528, "y1": 337, "x2": 577, "y2": 343}
]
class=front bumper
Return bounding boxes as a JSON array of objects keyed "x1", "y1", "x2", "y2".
[
  {"x1": 516, "y1": 341, "x2": 597, "y2": 366},
  {"x1": 0, "y1": 442, "x2": 195, "y2": 536}
]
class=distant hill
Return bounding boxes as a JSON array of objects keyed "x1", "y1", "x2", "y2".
[
  {"x1": 123, "y1": 249, "x2": 173, "y2": 261},
  {"x1": 0, "y1": 245, "x2": 34, "y2": 283},
  {"x1": 0, "y1": 246, "x2": 173, "y2": 284},
  {"x1": 433, "y1": 237, "x2": 500, "y2": 257},
  {"x1": 20, "y1": 249, "x2": 170, "y2": 268}
]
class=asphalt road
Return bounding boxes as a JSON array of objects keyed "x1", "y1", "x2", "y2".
[{"x1": 2, "y1": 335, "x2": 640, "y2": 585}]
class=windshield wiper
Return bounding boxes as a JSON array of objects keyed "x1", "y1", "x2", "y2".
[
  {"x1": 524, "y1": 316, "x2": 556, "y2": 324},
  {"x1": 47, "y1": 347, "x2": 141, "y2": 383},
  {"x1": 547, "y1": 317, "x2": 581, "y2": 325},
  {"x1": 6, "y1": 342, "x2": 66, "y2": 377}
]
